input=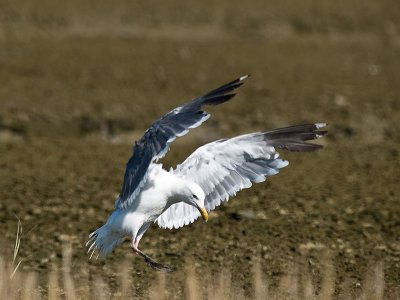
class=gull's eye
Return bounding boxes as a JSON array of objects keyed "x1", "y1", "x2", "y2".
[{"x1": 192, "y1": 194, "x2": 198, "y2": 199}]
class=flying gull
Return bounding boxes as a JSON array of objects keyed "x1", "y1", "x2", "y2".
[{"x1": 87, "y1": 75, "x2": 327, "y2": 271}]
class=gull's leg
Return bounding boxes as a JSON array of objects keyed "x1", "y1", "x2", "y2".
[
  {"x1": 130, "y1": 240, "x2": 173, "y2": 272},
  {"x1": 130, "y1": 223, "x2": 173, "y2": 272}
]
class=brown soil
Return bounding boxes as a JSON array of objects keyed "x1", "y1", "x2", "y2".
[{"x1": 0, "y1": 0, "x2": 399, "y2": 298}]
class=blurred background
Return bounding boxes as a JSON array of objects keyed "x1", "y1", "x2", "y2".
[{"x1": 0, "y1": 0, "x2": 399, "y2": 299}]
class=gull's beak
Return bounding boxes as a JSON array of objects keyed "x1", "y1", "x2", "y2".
[{"x1": 199, "y1": 207, "x2": 209, "y2": 222}]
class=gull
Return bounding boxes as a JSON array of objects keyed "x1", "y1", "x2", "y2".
[{"x1": 87, "y1": 75, "x2": 327, "y2": 271}]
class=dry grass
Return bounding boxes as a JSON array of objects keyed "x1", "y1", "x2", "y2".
[
  {"x1": 0, "y1": 244, "x2": 390, "y2": 300},
  {"x1": 0, "y1": 222, "x2": 393, "y2": 299}
]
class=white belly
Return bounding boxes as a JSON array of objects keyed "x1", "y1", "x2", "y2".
[{"x1": 107, "y1": 165, "x2": 181, "y2": 235}]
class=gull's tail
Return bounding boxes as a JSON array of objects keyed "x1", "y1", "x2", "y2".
[{"x1": 86, "y1": 225, "x2": 123, "y2": 259}]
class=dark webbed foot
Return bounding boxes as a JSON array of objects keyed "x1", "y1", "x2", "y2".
[
  {"x1": 132, "y1": 246, "x2": 174, "y2": 272},
  {"x1": 143, "y1": 255, "x2": 174, "y2": 272}
]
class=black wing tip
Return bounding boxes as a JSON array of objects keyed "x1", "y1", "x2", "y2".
[
  {"x1": 265, "y1": 123, "x2": 328, "y2": 152},
  {"x1": 203, "y1": 93, "x2": 236, "y2": 106},
  {"x1": 224, "y1": 74, "x2": 250, "y2": 90},
  {"x1": 201, "y1": 74, "x2": 250, "y2": 99},
  {"x1": 221, "y1": 75, "x2": 250, "y2": 87},
  {"x1": 290, "y1": 143, "x2": 324, "y2": 152},
  {"x1": 273, "y1": 141, "x2": 324, "y2": 152}
]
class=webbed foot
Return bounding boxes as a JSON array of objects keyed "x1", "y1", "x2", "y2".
[
  {"x1": 143, "y1": 255, "x2": 174, "y2": 272},
  {"x1": 131, "y1": 246, "x2": 174, "y2": 272}
]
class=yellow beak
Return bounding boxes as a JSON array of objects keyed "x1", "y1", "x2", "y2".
[{"x1": 199, "y1": 207, "x2": 209, "y2": 222}]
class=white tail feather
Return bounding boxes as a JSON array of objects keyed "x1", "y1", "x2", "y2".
[{"x1": 87, "y1": 225, "x2": 123, "y2": 258}]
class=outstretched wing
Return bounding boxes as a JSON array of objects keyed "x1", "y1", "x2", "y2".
[
  {"x1": 116, "y1": 75, "x2": 249, "y2": 209},
  {"x1": 156, "y1": 123, "x2": 327, "y2": 229}
]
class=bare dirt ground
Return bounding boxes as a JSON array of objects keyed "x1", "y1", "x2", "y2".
[{"x1": 0, "y1": 0, "x2": 399, "y2": 298}]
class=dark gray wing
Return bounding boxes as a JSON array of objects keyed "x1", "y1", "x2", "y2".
[{"x1": 116, "y1": 75, "x2": 249, "y2": 209}]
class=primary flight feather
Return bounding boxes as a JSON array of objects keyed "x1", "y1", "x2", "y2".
[{"x1": 87, "y1": 75, "x2": 327, "y2": 271}]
